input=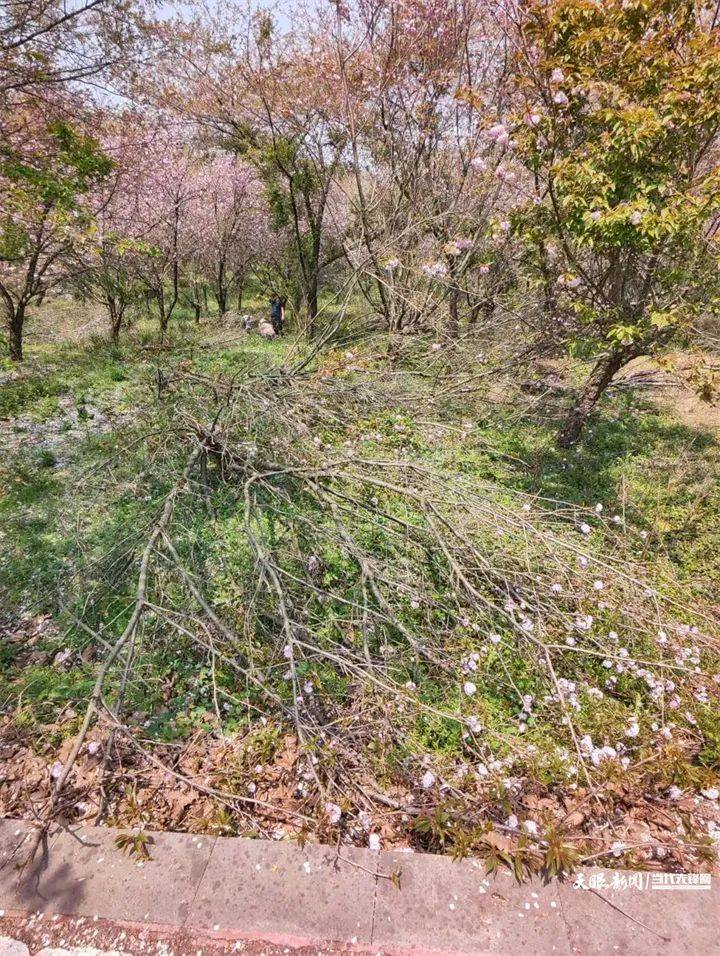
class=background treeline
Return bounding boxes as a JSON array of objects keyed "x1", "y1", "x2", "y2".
[{"x1": 2, "y1": 0, "x2": 720, "y2": 444}]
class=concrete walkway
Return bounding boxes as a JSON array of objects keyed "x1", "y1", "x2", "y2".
[{"x1": 1, "y1": 818, "x2": 718, "y2": 955}]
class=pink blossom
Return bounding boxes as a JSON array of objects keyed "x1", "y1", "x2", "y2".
[
  {"x1": 485, "y1": 123, "x2": 510, "y2": 146},
  {"x1": 325, "y1": 802, "x2": 342, "y2": 824},
  {"x1": 422, "y1": 261, "x2": 448, "y2": 279}
]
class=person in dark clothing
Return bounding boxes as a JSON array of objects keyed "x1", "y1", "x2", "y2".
[{"x1": 269, "y1": 294, "x2": 285, "y2": 335}]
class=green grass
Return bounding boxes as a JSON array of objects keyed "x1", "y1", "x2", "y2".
[
  {"x1": 489, "y1": 395, "x2": 720, "y2": 598},
  {"x1": 0, "y1": 341, "x2": 140, "y2": 419},
  {"x1": 2, "y1": 327, "x2": 717, "y2": 676}
]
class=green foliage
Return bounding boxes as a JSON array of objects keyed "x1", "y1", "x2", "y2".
[
  {"x1": 114, "y1": 830, "x2": 154, "y2": 862},
  {"x1": 11, "y1": 666, "x2": 95, "y2": 723},
  {"x1": 515, "y1": 0, "x2": 720, "y2": 352},
  {"x1": 1, "y1": 121, "x2": 113, "y2": 211}
]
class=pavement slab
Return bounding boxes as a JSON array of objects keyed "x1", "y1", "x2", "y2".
[
  {"x1": 372, "y1": 849, "x2": 570, "y2": 955},
  {"x1": 557, "y1": 868, "x2": 720, "y2": 956},
  {"x1": 0, "y1": 820, "x2": 62, "y2": 914},
  {"x1": 2, "y1": 820, "x2": 720, "y2": 955},
  {"x1": 3, "y1": 826, "x2": 215, "y2": 926},
  {"x1": 188, "y1": 834, "x2": 377, "y2": 947}
]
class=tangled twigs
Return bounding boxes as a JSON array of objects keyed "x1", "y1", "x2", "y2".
[
  {"x1": 158, "y1": 532, "x2": 248, "y2": 667},
  {"x1": 98, "y1": 706, "x2": 315, "y2": 827},
  {"x1": 19, "y1": 445, "x2": 205, "y2": 871},
  {"x1": 242, "y1": 471, "x2": 327, "y2": 798},
  {"x1": 8, "y1": 340, "x2": 718, "y2": 875}
]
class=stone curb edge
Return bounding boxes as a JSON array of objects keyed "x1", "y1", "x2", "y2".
[{"x1": 1, "y1": 818, "x2": 718, "y2": 955}]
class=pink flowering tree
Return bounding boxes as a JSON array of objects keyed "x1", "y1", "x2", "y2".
[
  {"x1": 1, "y1": 0, "x2": 150, "y2": 103},
  {"x1": 0, "y1": 0, "x2": 156, "y2": 355},
  {"x1": 0, "y1": 100, "x2": 112, "y2": 359},
  {"x1": 131, "y1": 133, "x2": 202, "y2": 335},
  {"x1": 188, "y1": 155, "x2": 268, "y2": 316},
  {"x1": 164, "y1": 7, "x2": 350, "y2": 336},
  {"x1": 334, "y1": 0, "x2": 517, "y2": 334},
  {"x1": 75, "y1": 119, "x2": 156, "y2": 341}
]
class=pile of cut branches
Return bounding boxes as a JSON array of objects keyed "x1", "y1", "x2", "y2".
[{"x1": 3, "y1": 339, "x2": 719, "y2": 878}]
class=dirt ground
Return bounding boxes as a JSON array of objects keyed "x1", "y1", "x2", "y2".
[{"x1": 616, "y1": 353, "x2": 720, "y2": 434}]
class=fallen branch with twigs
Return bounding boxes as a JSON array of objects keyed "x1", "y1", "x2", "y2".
[{"x1": 4, "y1": 338, "x2": 720, "y2": 881}]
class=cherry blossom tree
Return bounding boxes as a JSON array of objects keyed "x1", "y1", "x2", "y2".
[
  {"x1": 0, "y1": 0, "x2": 158, "y2": 353},
  {"x1": 74, "y1": 117, "x2": 155, "y2": 341},
  {"x1": 131, "y1": 132, "x2": 202, "y2": 334},
  {"x1": 1, "y1": 0, "x2": 152, "y2": 103},
  {"x1": 188, "y1": 154, "x2": 267, "y2": 317},
  {"x1": 164, "y1": 6, "x2": 349, "y2": 335},
  {"x1": 332, "y1": 0, "x2": 516, "y2": 334},
  {"x1": 0, "y1": 98, "x2": 112, "y2": 359}
]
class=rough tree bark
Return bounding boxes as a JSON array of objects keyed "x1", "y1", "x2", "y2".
[
  {"x1": 215, "y1": 261, "x2": 228, "y2": 316},
  {"x1": 157, "y1": 288, "x2": 169, "y2": 335},
  {"x1": 557, "y1": 344, "x2": 640, "y2": 448},
  {"x1": 107, "y1": 295, "x2": 124, "y2": 343},
  {"x1": 215, "y1": 287, "x2": 227, "y2": 316},
  {"x1": 8, "y1": 303, "x2": 25, "y2": 362}
]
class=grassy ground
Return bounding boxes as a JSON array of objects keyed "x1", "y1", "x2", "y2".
[{"x1": 1, "y1": 300, "x2": 719, "y2": 877}]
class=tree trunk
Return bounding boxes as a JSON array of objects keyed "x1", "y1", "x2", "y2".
[
  {"x1": 107, "y1": 295, "x2": 122, "y2": 343},
  {"x1": 236, "y1": 283, "x2": 244, "y2": 312},
  {"x1": 557, "y1": 346, "x2": 637, "y2": 448},
  {"x1": 193, "y1": 301, "x2": 201, "y2": 323},
  {"x1": 215, "y1": 262, "x2": 228, "y2": 316},
  {"x1": 306, "y1": 279, "x2": 319, "y2": 339},
  {"x1": 540, "y1": 260, "x2": 556, "y2": 319},
  {"x1": 8, "y1": 303, "x2": 25, "y2": 361},
  {"x1": 157, "y1": 288, "x2": 168, "y2": 336}
]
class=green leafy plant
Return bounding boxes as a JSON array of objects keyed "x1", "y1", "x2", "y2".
[{"x1": 114, "y1": 830, "x2": 154, "y2": 862}]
